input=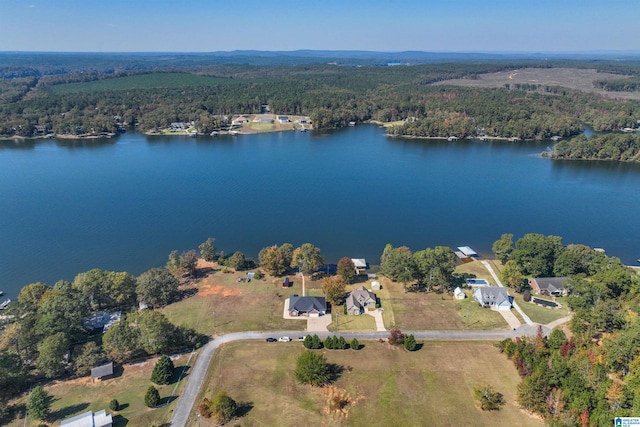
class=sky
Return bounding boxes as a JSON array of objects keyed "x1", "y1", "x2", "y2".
[{"x1": 0, "y1": 0, "x2": 638, "y2": 53}]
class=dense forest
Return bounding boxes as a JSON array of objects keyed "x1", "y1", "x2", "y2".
[
  {"x1": 549, "y1": 134, "x2": 640, "y2": 161},
  {"x1": 490, "y1": 233, "x2": 640, "y2": 426}
]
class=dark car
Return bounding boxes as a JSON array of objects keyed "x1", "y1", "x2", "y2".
[{"x1": 265, "y1": 337, "x2": 277, "y2": 342}]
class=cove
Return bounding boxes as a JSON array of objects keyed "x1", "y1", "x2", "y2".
[{"x1": 1, "y1": 125, "x2": 639, "y2": 297}]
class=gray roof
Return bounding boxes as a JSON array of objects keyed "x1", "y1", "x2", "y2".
[
  {"x1": 346, "y1": 287, "x2": 376, "y2": 312},
  {"x1": 475, "y1": 287, "x2": 510, "y2": 306},
  {"x1": 91, "y1": 362, "x2": 114, "y2": 379},
  {"x1": 61, "y1": 409, "x2": 112, "y2": 427},
  {"x1": 289, "y1": 295, "x2": 326, "y2": 313},
  {"x1": 531, "y1": 277, "x2": 567, "y2": 294}
]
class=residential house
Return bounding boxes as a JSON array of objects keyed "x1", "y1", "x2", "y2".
[
  {"x1": 232, "y1": 116, "x2": 249, "y2": 125},
  {"x1": 529, "y1": 277, "x2": 568, "y2": 296},
  {"x1": 346, "y1": 286, "x2": 376, "y2": 315},
  {"x1": 253, "y1": 115, "x2": 273, "y2": 123},
  {"x1": 60, "y1": 409, "x2": 112, "y2": 427},
  {"x1": 32, "y1": 125, "x2": 47, "y2": 136},
  {"x1": 454, "y1": 287, "x2": 466, "y2": 300},
  {"x1": 277, "y1": 115, "x2": 290, "y2": 123},
  {"x1": 170, "y1": 122, "x2": 186, "y2": 131},
  {"x1": 91, "y1": 362, "x2": 114, "y2": 382},
  {"x1": 474, "y1": 287, "x2": 511, "y2": 310},
  {"x1": 83, "y1": 311, "x2": 121, "y2": 333},
  {"x1": 289, "y1": 295, "x2": 326, "y2": 317},
  {"x1": 351, "y1": 258, "x2": 367, "y2": 275}
]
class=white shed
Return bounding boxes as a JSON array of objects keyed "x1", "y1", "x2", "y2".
[
  {"x1": 454, "y1": 287, "x2": 466, "y2": 300},
  {"x1": 371, "y1": 280, "x2": 381, "y2": 290}
]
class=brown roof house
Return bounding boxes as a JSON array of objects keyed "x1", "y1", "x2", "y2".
[
  {"x1": 346, "y1": 286, "x2": 376, "y2": 315},
  {"x1": 529, "y1": 277, "x2": 568, "y2": 296}
]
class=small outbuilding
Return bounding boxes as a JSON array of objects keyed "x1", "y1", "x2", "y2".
[
  {"x1": 371, "y1": 280, "x2": 381, "y2": 290},
  {"x1": 454, "y1": 287, "x2": 466, "y2": 300},
  {"x1": 91, "y1": 362, "x2": 114, "y2": 382}
]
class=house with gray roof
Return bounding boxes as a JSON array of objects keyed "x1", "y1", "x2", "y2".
[
  {"x1": 529, "y1": 277, "x2": 568, "y2": 296},
  {"x1": 474, "y1": 287, "x2": 511, "y2": 310},
  {"x1": 289, "y1": 295, "x2": 326, "y2": 317},
  {"x1": 60, "y1": 409, "x2": 112, "y2": 427},
  {"x1": 346, "y1": 286, "x2": 376, "y2": 315}
]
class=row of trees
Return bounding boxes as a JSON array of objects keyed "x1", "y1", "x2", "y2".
[{"x1": 550, "y1": 133, "x2": 640, "y2": 162}]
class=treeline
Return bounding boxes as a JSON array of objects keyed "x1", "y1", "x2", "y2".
[
  {"x1": 550, "y1": 133, "x2": 640, "y2": 161},
  {"x1": 594, "y1": 77, "x2": 640, "y2": 92},
  {"x1": 491, "y1": 233, "x2": 640, "y2": 425},
  {"x1": 2, "y1": 62, "x2": 640, "y2": 138}
]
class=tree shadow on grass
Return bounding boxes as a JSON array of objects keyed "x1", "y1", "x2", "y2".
[
  {"x1": 159, "y1": 395, "x2": 177, "y2": 406},
  {"x1": 112, "y1": 414, "x2": 129, "y2": 427},
  {"x1": 177, "y1": 288, "x2": 198, "y2": 301},
  {"x1": 169, "y1": 365, "x2": 190, "y2": 385},
  {"x1": 236, "y1": 401, "x2": 254, "y2": 418},
  {"x1": 328, "y1": 363, "x2": 345, "y2": 384},
  {"x1": 50, "y1": 402, "x2": 90, "y2": 422}
]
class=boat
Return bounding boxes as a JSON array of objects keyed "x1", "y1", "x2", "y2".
[
  {"x1": 210, "y1": 131, "x2": 219, "y2": 136},
  {"x1": 0, "y1": 299, "x2": 11, "y2": 310},
  {"x1": 0, "y1": 290, "x2": 3, "y2": 296}
]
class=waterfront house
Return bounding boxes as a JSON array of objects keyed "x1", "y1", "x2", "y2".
[
  {"x1": 474, "y1": 287, "x2": 511, "y2": 310},
  {"x1": 32, "y1": 125, "x2": 47, "y2": 136},
  {"x1": 170, "y1": 122, "x2": 186, "y2": 131},
  {"x1": 346, "y1": 286, "x2": 376, "y2": 315},
  {"x1": 351, "y1": 258, "x2": 368, "y2": 274},
  {"x1": 289, "y1": 295, "x2": 326, "y2": 317},
  {"x1": 529, "y1": 277, "x2": 568, "y2": 296},
  {"x1": 277, "y1": 115, "x2": 290, "y2": 123}
]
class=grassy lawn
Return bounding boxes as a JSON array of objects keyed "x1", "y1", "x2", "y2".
[
  {"x1": 327, "y1": 311, "x2": 377, "y2": 331},
  {"x1": 162, "y1": 263, "x2": 305, "y2": 335},
  {"x1": 455, "y1": 259, "x2": 498, "y2": 284},
  {"x1": 518, "y1": 297, "x2": 571, "y2": 325},
  {"x1": 191, "y1": 341, "x2": 542, "y2": 427},
  {"x1": 7, "y1": 354, "x2": 192, "y2": 427},
  {"x1": 375, "y1": 277, "x2": 508, "y2": 331}
]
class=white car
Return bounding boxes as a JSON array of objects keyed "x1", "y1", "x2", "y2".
[
  {"x1": 278, "y1": 336, "x2": 291, "y2": 342},
  {"x1": 297, "y1": 336, "x2": 307, "y2": 342}
]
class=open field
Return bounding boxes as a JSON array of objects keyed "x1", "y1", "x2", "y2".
[
  {"x1": 434, "y1": 67, "x2": 640, "y2": 100},
  {"x1": 192, "y1": 341, "x2": 542, "y2": 427},
  {"x1": 375, "y1": 276, "x2": 509, "y2": 331},
  {"x1": 7, "y1": 354, "x2": 192, "y2": 427},
  {"x1": 161, "y1": 263, "x2": 305, "y2": 335}
]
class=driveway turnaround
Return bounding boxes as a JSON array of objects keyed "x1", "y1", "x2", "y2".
[{"x1": 169, "y1": 325, "x2": 546, "y2": 426}]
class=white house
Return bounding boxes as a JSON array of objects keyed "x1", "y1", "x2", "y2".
[{"x1": 474, "y1": 287, "x2": 511, "y2": 310}]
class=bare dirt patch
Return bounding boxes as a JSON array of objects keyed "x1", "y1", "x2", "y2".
[
  {"x1": 434, "y1": 68, "x2": 640, "y2": 100},
  {"x1": 197, "y1": 284, "x2": 241, "y2": 297}
]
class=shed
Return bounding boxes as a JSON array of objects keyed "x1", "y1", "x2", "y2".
[
  {"x1": 371, "y1": 280, "x2": 381, "y2": 290},
  {"x1": 61, "y1": 409, "x2": 112, "y2": 427},
  {"x1": 454, "y1": 287, "x2": 466, "y2": 300},
  {"x1": 282, "y1": 277, "x2": 290, "y2": 288},
  {"x1": 91, "y1": 362, "x2": 114, "y2": 381}
]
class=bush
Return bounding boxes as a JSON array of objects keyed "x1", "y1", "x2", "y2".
[
  {"x1": 388, "y1": 329, "x2": 405, "y2": 346},
  {"x1": 144, "y1": 386, "x2": 160, "y2": 408},
  {"x1": 210, "y1": 392, "x2": 237, "y2": 424},
  {"x1": 324, "y1": 336, "x2": 335, "y2": 350},
  {"x1": 403, "y1": 334, "x2": 418, "y2": 351},
  {"x1": 151, "y1": 355, "x2": 174, "y2": 385},
  {"x1": 109, "y1": 399, "x2": 120, "y2": 411},
  {"x1": 295, "y1": 351, "x2": 331, "y2": 387},
  {"x1": 474, "y1": 385, "x2": 505, "y2": 411},
  {"x1": 523, "y1": 290, "x2": 531, "y2": 302},
  {"x1": 350, "y1": 338, "x2": 360, "y2": 350},
  {"x1": 253, "y1": 270, "x2": 264, "y2": 280},
  {"x1": 337, "y1": 336, "x2": 348, "y2": 350}
]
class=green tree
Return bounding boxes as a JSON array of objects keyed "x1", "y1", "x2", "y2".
[
  {"x1": 0, "y1": 353, "x2": 28, "y2": 399},
  {"x1": 151, "y1": 355, "x2": 174, "y2": 385},
  {"x1": 259, "y1": 243, "x2": 293, "y2": 276},
  {"x1": 199, "y1": 237, "x2": 217, "y2": 262},
  {"x1": 511, "y1": 233, "x2": 563, "y2": 277},
  {"x1": 27, "y1": 386, "x2": 51, "y2": 421},
  {"x1": 35, "y1": 284, "x2": 87, "y2": 340},
  {"x1": 380, "y1": 244, "x2": 415, "y2": 291},
  {"x1": 136, "y1": 267, "x2": 178, "y2": 308},
  {"x1": 137, "y1": 310, "x2": 176, "y2": 355},
  {"x1": 291, "y1": 243, "x2": 324, "y2": 275},
  {"x1": 311, "y1": 334, "x2": 322, "y2": 349},
  {"x1": 403, "y1": 334, "x2": 418, "y2": 351},
  {"x1": 109, "y1": 399, "x2": 120, "y2": 411},
  {"x1": 337, "y1": 257, "x2": 356, "y2": 284},
  {"x1": 73, "y1": 341, "x2": 105, "y2": 376},
  {"x1": 501, "y1": 260, "x2": 528, "y2": 293},
  {"x1": 492, "y1": 233, "x2": 514, "y2": 264},
  {"x1": 17, "y1": 282, "x2": 49, "y2": 314},
  {"x1": 295, "y1": 351, "x2": 331, "y2": 386},
  {"x1": 517, "y1": 370, "x2": 550, "y2": 416},
  {"x1": 337, "y1": 336, "x2": 348, "y2": 350},
  {"x1": 547, "y1": 329, "x2": 567, "y2": 352},
  {"x1": 36, "y1": 332, "x2": 69, "y2": 378},
  {"x1": 144, "y1": 386, "x2": 160, "y2": 408},
  {"x1": 102, "y1": 318, "x2": 141, "y2": 363},
  {"x1": 303, "y1": 334, "x2": 313, "y2": 349},
  {"x1": 209, "y1": 391, "x2": 237, "y2": 424},
  {"x1": 322, "y1": 276, "x2": 347, "y2": 306},
  {"x1": 350, "y1": 337, "x2": 360, "y2": 350},
  {"x1": 166, "y1": 250, "x2": 198, "y2": 278},
  {"x1": 474, "y1": 385, "x2": 505, "y2": 411},
  {"x1": 324, "y1": 336, "x2": 335, "y2": 350},
  {"x1": 413, "y1": 246, "x2": 457, "y2": 293},
  {"x1": 227, "y1": 251, "x2": 247, "y2": 271}
]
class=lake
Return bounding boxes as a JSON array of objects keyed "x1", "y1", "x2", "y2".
[{"x1": 1, "y1": 125, "x2": 639, "y2": 297}]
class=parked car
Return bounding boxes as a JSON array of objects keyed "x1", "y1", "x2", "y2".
[
  {"x1": 297, "y1": 336, "x2": 307, "y2": 342},
  {"x1": 278, "y1": 336, "x2": 291, "y2": 342},
  {"x1": 265, "y1": 337, "x2": 277, "y2": 342}
]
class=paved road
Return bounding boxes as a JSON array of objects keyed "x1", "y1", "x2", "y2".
[{"x1": 169, "y1": 325, "x2": 546, "y2": 426}]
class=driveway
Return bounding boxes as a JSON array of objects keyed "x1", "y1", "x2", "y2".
[
  {"x1": 307, "y1": 314, "x2": 332, "y2": 331},
  {"x1": 366, "y1": 308, "x2": 386, "y2": 331}
]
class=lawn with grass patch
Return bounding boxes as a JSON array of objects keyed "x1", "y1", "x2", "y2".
[
  {"x1": 376, "y1": 277, "x2": 508, "y2": 331},
  {"x1": 7, "y1": 354, "x2": 191, "y2": 427},
  {"x1": 518, "y1": 298, "x2": 571, "y2": 325},
  {"x1": 191, "y1": 341, "x2": 542, "y2": 427},
  {"x1": 455, "y1": 260, "x2": 498, "y2": 284},
  {"x1": 162, "y1": 265, "x2": 305, "y2": 335},
  {"x1": 327, "y1": 311, "x2": 377, "y2": 331}
]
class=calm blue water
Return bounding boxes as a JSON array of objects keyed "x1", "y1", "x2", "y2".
[{"x1": 1, "y1": 126, "x2": 639, "y2": 297}]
